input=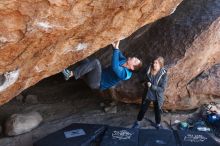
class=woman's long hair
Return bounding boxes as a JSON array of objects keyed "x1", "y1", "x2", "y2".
[{"x1": 153, "y1": 56, "x2": 165, "y2": 68}]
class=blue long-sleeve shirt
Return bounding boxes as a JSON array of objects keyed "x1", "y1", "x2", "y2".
[{"x1": 100, "y1": 49, "x2": 132, "y2": 90}]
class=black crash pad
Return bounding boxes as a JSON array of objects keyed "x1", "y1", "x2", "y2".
[
  {"x1": 100, "y1": 126, "x2": 139, "y2": 146},
  {"x1": 176, "y1": 130, "x2": 219, "y2": 146},
  {"x1": 139, "y1": 129, "x2": 177, "y2": 146},
  {"x1": 33, "y1": 123, "x2": 106, "y2": 146}
]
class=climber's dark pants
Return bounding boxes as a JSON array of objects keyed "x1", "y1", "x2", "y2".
[
  {"x1": 137, "y1": 98, "x2": 161, "y2": 124},
  {"x1": 69, "y1": 58, "x2": 102, "y2": 90},
  {"x1": 0, "y1": 74, "x2": 6, "y2": 86}
]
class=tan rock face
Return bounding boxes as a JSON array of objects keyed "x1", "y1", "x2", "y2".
[
  {"x1": 188, "y1": 64, "x2": 220, "y2": 104},
  {"x1": 96, "y1": 0, "x2": 220, "y2": 110},
  {"x1": 0, "y1": 0, "x2": 183, "y2": 105}
]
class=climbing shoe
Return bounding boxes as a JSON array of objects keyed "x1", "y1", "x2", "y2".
[
  {"x1": 62, "y1": 69, "x2": 71, "y2": 80},
  {"x1": 156, "y1": 124, "x2": 163, "y2": 130}
]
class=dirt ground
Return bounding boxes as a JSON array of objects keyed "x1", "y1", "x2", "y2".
[{"x1": 0, "y1": 73, "x2": 219, "y2": 146}]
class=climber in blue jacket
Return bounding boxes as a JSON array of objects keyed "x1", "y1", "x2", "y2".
[{"x1": 62, "y1": 40, "x2": 142, "y2": 90}]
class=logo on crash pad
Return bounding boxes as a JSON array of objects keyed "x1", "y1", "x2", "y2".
[
  {"x1": 64, "y1": 129, "x2": 86, "y2": 139},
  {"x1": 112, "y1": 130, "x2": 133, "y2": 140},
  {"x1": 184, "y1": 134, "x2": 207, "y2": 142}
]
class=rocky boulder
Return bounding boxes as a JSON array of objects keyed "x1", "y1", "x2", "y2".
[
  {"x1": 4, "y1": 111, "x2": 43, "y2": 136},
  {"x1": 0, "y1": 0, "x2": 182, "y2": 105}
]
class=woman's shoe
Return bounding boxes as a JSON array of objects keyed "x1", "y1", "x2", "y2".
[
  {"x1": 132, "y1": 121, "x2": 140, "y2": 129},
  {"x1": 156, "y1": 124, "x2": 163, "y2": 130}
]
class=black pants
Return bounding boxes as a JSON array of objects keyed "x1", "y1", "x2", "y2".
[
  {"x1": 137, "y1": 98, "x2": 161, "y2": 124},
  {"x1": 69, "y1": 58, "x2": 102, "y2": 90}
]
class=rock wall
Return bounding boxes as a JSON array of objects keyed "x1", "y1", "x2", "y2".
[
  {"x1": 0, "y1": 0, "x2": 182, "y2": 105},
  {"x1": 188, "y1": 64, "x2": 220, "y2": 103},
  {"x1": 96, "y1": 0, "x2": 220, "y2": 110}
]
